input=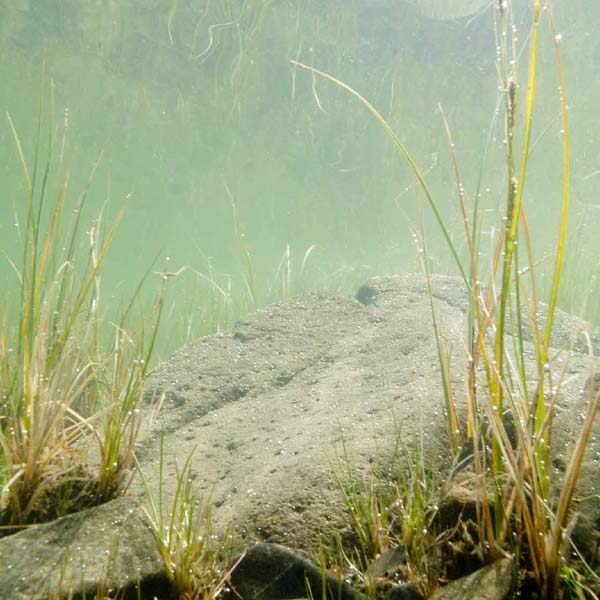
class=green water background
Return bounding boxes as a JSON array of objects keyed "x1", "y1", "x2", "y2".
[{"x1": 1, "y1": 0, "x2": 599, "y2": 356}]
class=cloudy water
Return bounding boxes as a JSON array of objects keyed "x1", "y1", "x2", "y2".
[{"x1": 1, "y1": 0, "x2": 600, "y2": 355}]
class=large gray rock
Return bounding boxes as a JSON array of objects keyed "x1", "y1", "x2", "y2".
[
  {"x1": 133, "y1": 274, "x2": 468, "y2": 550},
  {"x1": 1, "y1": 274, "x2": 599, "y2": 599}
]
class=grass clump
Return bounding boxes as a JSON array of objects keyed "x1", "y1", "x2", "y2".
[
  {"x1": 331, "y1": 439, "x2": 394, "y2": 561},
  {"x1": 0, "y1": 99, "x2": 164, "y2": 530},
  {"x1": 330, "y1": 432, "x2": 438, "y2": 597},
  {"x1": 135, "y1": 436, "x2": 238, "y2": 599},
  {"x1": 294, "y1": 1, "x2": 600, "y2": 597}
]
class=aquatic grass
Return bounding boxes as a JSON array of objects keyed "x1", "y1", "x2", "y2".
[
  {"x1": 90, "y1": 284, "x2": 165, "y2": 502},
  {"x1": 0, "y1": 108, "x2": 117, "y2": 524},
  {"x1": 0, "y1": 102, "x2": 162, "y2": 527},
  {"x1": 156, "y1": 237, "x2": 319, "y2": 353},
  {"x1": 392, "y1": 448, "x2": 431, "y2": 555},
  {"x1": 428, "y1": 4, "x2": 597, "y2": 595},
  {"x1": 413, "y1": 217, "x2": 462, "y2": 457},
  {"x1": 388, "y1": 429, "x2": 439, "y2": 595},
  {"x1": 134, "y1": 436, "x2": 237, "y2": 599},
  {"x1": 289, "y1": 60, "x2": 470, "y2": 290},
  {"x1": 457, "y1": 5, "x2": 597, "y2": 597},
  {"x1": 226, "y1": 182, "x2": 320, "y2": 306},
  {"x1": 154, "y1": 183, "x2": 323, "y2": 352},
  {"x1": 437, "y1": 3, "x2": 598, "y2": 596},
  {"x1": 293, "y1": 1, "x2": 599, "y2": 596},
  {"x1": 330, "y1": 430, "x2": 437, "y2": 595},
  {"x1": 270, "y1": 242, "x2": 318, "y2": 300},
  {"x1": 330, "y1": 438, "x2": 393, "y2": 560},
  {"x1": 305, "y1": 544, "x2": 346, "y2": 600},
  {"x1": 330, "y1": 424, "x2": 437, "y2": 590}
]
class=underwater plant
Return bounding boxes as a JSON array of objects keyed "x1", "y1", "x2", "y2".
[
  {"x1": 0, "y1": 89, "x2": 164, "y2": 528},
  {"x1": 135, "y1": 435, "x2": 238, "y2": 600},
  {"x1": 292, "y1": 0, "x2": 599, "y2": 597}
]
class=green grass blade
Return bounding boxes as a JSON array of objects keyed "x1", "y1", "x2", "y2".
[{"x1": 290, "y1": 60, "x2": 469, "y2": 288}]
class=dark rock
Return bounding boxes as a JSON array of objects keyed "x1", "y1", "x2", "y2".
[
  {"x1": 227, "y1": 543, "x2": 359, "y2": 600},
  {"x1": 435, "y1": 478, "x2": 480, "y2": 531},
  {"x1": 388, "y1": 582, "x2": 424, "y2": 600},
  {"x1": 355, "y1": 282, "x2": 378, "y2": 305}
]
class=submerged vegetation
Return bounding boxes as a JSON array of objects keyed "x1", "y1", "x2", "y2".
[
  {"x1": 1, "y1": 0, "x2": 600, "y2": 599},
  {"x1": 135, "y1": 437, "x2": 239, "y2": 599},
  {"x1": 0, "y1": 103, "x2": 165, "y2": 529}
]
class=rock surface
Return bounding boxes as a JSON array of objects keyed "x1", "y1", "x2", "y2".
[
  {"x1": 1, "y1": 274, "x2": 599, "y2": 599},
  {"x1": 0, "y1": 497, "x2": 167, "y2": 600},
  {"x1": 227, "y1": 543, "x2": 358, "y2": 600},
  {"x1": 133, "y1": 274, "x2": 469, "y2": 552},
  {"x1": 429, "y1": 558, "x2": 515, "y2": 600}
]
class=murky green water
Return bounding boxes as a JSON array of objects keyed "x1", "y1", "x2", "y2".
[{"x1": 1, "y1": 1, "x2": 599, "y2": 355}]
